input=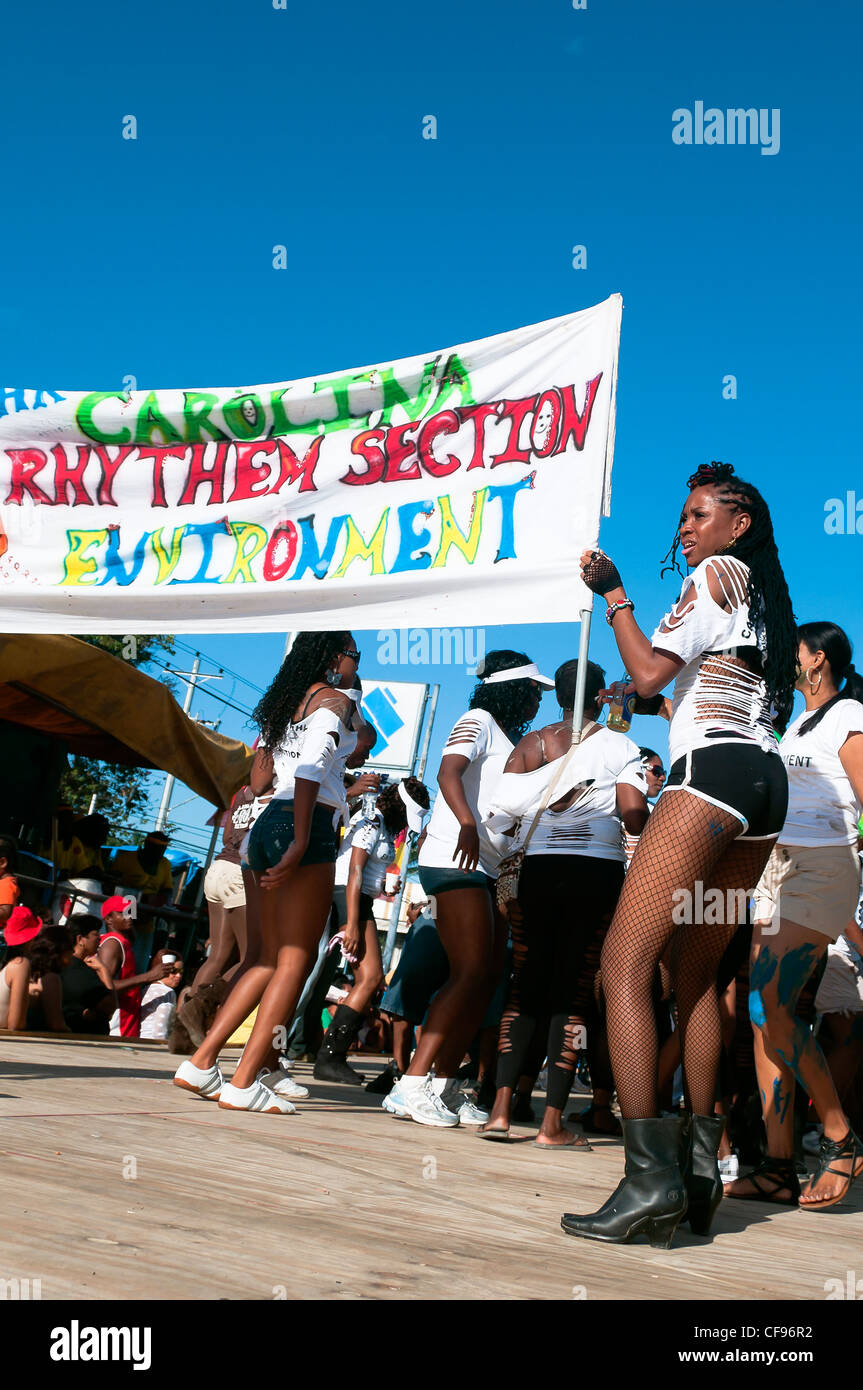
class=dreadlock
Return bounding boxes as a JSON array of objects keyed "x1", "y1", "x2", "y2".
[
  {"x1": 377, "y1": 776, "x2": 431, "y2": 834},
  {"x1": 660, "y1": 461, "x2": 797, "y2": 722},
  {"x1": 469, "y1": 649, "x2": 541, "y2": 743},
  {"x1": 252, "y1": 631, "x2": 351, "y2": 751}
]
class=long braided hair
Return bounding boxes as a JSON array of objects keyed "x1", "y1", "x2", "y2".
[
  {"x1": 252, "y1": 631, "x2": 351, "y2": 750},
  {"x1": 661, "y1": 462, "x2": 797, "y2": 724}
]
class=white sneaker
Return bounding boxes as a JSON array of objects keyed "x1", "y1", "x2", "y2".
[
  {"x1": 173, "y1": 1059, "x2": 223, "y2": 1101},
  {"x1": 400, "y1": 1075, "x2": 459, "y2": 1128},
  {"x1": 719, "y1": 1154, "x2": 739, "y2": 1184},
  {"x1": 457, "y1": 1096, "x2": 490, "y2": 1126},
  {"x1": 218, "y1": 1079, "x2": 296, "y2": 1114},
  {"x1": 439, "y1": 1079, "x2": 489, "y2": 1127},
  {"x1": 257, "y1": 1067, "x2": 309, "y2": 1100},
  {"x1": 382, "y1": 1078, "x2": 411, "y2": 1118}
]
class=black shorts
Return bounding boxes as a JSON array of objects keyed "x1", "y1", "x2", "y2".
[
  {"x1": 246, "y1": 800, "x2": 338, "y2": 871},
  {"x1": 417, "y1": 865, "x2": 495, "y2": 897},
  {"x1": 664, "y1": 743, "x2": 788, "y2": 840},
  {"x1": 332, "y1": 885, "x2": 376, "y2": 926}
]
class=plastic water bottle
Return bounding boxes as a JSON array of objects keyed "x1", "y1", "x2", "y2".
[
  {"x1": 607, "y1": 674, "x2": 636, "y2": 733},
  {"x1": 361, "y1": 787, "x2": 378, "y2": 820}
]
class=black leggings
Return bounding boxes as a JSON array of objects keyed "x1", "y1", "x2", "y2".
[{"x1": 497, "y1": 854, "x2": 625, "y2": 1111}]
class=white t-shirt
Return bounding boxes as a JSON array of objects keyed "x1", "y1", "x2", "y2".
[
  {"x1": 419, "y1": 708, "x2": 514, "y2": 876},
  {"x1": 485, "y1": 728, "x2": 647, "y2": 862},
  {"x1": 334, "y1": 811, "x2": 396, "y2": 896},
  {"x1": 651, "y1": 556, "x2": 775, "y2": 767},
  {"x1": 139, "y1": 981, "x2": 178, "y2": 1040},
  {"x1": 270, "y1": 706, "x2": 358, "y2": 814},
  {"x1": 778, "y1": 700, "x2": 863, "y2": 847}
]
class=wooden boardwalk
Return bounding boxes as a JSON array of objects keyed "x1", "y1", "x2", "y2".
[{"x1": 0, "y1": 1037, "x2": 858, "y2": 1301}]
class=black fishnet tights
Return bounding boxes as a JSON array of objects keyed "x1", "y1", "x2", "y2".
[{"x1": 601, "y1": 792, "x2": 774, "y2": 1118}]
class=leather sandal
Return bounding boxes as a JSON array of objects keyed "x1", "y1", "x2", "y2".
[
  {"x1": 800, "y1": 1129, "x2": 863, "y2": 1211},
  {"x1": 725, "y1": 1156, "x2": 800, "y2": 1205}
]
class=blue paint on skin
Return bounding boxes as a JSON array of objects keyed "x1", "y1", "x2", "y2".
[
  {"x1": 709, "y1": 820, "x2": 725, "y2": 838},
  {"x1": 748, "y1": 946, "x2": 778, "y2": 1029},
  {"x1": 772, "y1": 1076, "x2": 791, "y2": 1125},
  {"x1": 777, "y1": 943, "x2": 821, "y2": 1006}
]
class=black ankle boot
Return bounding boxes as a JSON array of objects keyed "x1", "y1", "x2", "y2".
[
  {"x1": 685, "y1": 1113, "x2": 725, "y2": 1235},
  {"x1": 561, "y1": 1116, "x2": 688, "y2": 1248},
  {"x1": 313, "y1": 1005, "x2": 366, "y2": 1085}
]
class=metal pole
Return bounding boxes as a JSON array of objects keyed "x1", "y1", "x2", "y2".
[
  {"x1": 87, "y1": 794, "x2": 97, "y2": 815},
  {"x1": 382, "y1": 682, "x2": 438, "y2": 972},
  {"x1": 156, "y1": 655, "x2": 200, "y2": 831},
  {"x1": 415, "y1": 683, "x2": 440, "y2": 780},
  {"x1": 569, "y1": 608, "x2": 594, "y2": 745}
]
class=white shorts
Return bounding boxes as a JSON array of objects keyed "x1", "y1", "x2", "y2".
[
  {"x1": 814, "y1": 945, "x2": 863, "y2": 1017},
  {"x1": 203, "y1": 859, "x2": 245, "y2": 910}
]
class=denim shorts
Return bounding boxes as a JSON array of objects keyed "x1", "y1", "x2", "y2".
[
  {"x1": 246, "y1": 800, "x2": 338, "y2": 871},
  {"x1": 417, "y1": 865, "x2": 495, "y2": 897}
]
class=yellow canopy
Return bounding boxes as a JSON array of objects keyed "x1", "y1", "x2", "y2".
[{"x1": 0, "y1": 634, "x2": 253, "y2": 808}]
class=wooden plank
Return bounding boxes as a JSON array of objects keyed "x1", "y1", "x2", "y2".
[{"x1": 0, "y1": 1038, "x2": 858, "y2": 1301}]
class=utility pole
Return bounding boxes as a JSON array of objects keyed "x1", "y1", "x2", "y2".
[{"x1": 155, "y1": 656, "x2": 223, "y2": 831}]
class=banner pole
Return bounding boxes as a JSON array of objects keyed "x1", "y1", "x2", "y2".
[
  {"x1": 382, "y1": 682, "x2": 439, "y2": 972},
  {"x1": 570, "y1": 607, "x2": 594, "y2": 746}
]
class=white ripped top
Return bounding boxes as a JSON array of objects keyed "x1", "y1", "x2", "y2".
[
  {"x1": 484, "y1": 728, "x2": 647, "y2": 863},
  {"x1": 270, "y1": 705, "x2": 358, "y2": 812},
  {"x1": 651, "y1": 556, "x2": 776, "y2": 767}
]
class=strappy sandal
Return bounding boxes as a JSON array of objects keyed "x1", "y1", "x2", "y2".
[
  {"x1": 576, "y1": 1103, "x2": 622, "y2": 1136},
  {"x1": 725, "y1": 1156, "x2": 800, "y2": 1205},
  {"x1": 800, "y1": 1129, "x2": 863, "y2": 1211}
]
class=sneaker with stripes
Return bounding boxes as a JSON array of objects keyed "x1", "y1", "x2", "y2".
[
  {"x1": 218, "y1": 1079, "x2": 296, "y2": 1114},
  {"x1": 173, "y1": 1059, "x2": 224, "y2": 1101}
]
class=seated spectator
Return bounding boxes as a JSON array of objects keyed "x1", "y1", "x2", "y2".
[
  {"x1": 97, "y1": 896, "x2": 172, "y2": 1039},
  {"x1": 140, "y1": 951, "x2": 184, "y2": 1040},
  {"x1": 72, "y1": 814, "x2": 111, "y2": 882},
  {"x1": 27, "y1": 926, "x2": 75, "y2": 1032},
  {"x1": 61, "y1": 915, "x2": 115, "y2": 1034},
  {"x1": 110, "y1": 831, "x2": 174, "y2": 972},
  {"x1": 40, "y1": 805, "x2": 89, "y2": 878},
  {"x1": 110, "y1": 832, "x2": 173, "y2": 900},
  {"x1": 0, "y1": 835, "x2": 20, "y2": 928},
  {"x1": 0, "y1": 905, "x2": 41, "y2": 1029}
]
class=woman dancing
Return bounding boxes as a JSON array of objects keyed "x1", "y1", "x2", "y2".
[
  {"x1": 174, "y1": 632, "x2": 362, "y2": 1114},
  {"x1": 561, "y1": 461, "x2": 796, "y2": 1247},
  {"x1": 726, "y1": 621, "x2": 863, "y2": 1209},
  {"x1": 387, "y1": 651, "x2": 553, "y2": 1127},
  {"x1": 478, "y1": 657, "x2": 648, "y2": 1147},
  {"x1": 314, "y1": 776, "x2": 429, "y2": 1085}
]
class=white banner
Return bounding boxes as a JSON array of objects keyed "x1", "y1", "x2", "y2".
[{"x1": 0, "y1": 295, "x2": 621, "y2": 632}]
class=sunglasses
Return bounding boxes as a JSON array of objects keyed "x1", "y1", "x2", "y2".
[
  {"x1": 647, "y1": 765, "x2": 666, "y2": 778},
  {"x1": 339, "y1": 649, "x2": 361, "y2": 665}
]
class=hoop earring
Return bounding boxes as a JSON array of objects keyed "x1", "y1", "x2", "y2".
[
  {"x1": 805, "y1": 667, "x2": 822, "y2": 693},
  {"x1": 326, "y1": 668, "x2": 341, "y2": 687}
]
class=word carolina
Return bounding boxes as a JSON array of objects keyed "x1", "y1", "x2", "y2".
[
  {"x1": 61, "y1": 479, "x2": 533, "y2": 588},
  {"x1": 3, "y1": 377, "x2": 601, "y2": 511}
]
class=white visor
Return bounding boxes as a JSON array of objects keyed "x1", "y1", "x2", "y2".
[
  {"x1": 480, "y1": 662, "x2": 554, "y2": 689},
  {"x1": 398, "y1": 780, "x2": 429, "y2": 833}
]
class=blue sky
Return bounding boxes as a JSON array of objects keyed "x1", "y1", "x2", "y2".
[{"x1": 1, "y1": 0, "x2": 859, "y2": 861}]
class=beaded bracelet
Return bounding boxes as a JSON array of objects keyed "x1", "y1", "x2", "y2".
[{"x1": 606, "y1": 598, "x2": 635, "y2": 626}]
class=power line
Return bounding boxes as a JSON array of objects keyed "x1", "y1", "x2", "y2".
[{"x1": 170, "y1": 637, "x2": 268, "y2": 697}]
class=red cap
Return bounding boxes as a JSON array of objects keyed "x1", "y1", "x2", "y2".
[
  {"x1": 5, "y1": 905, "x2": 42, "y2": 945},
  {"x1": 101, "y1": 895, "x2": 134, "y2": 920}
]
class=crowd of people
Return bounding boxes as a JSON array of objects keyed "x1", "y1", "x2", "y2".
[
  {"x1": 0, "y1": 823, "x2": 187, "y2": 1039},
  {"x1": 4, "y1": 460, "x2": 863, "y2": 1252}
]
